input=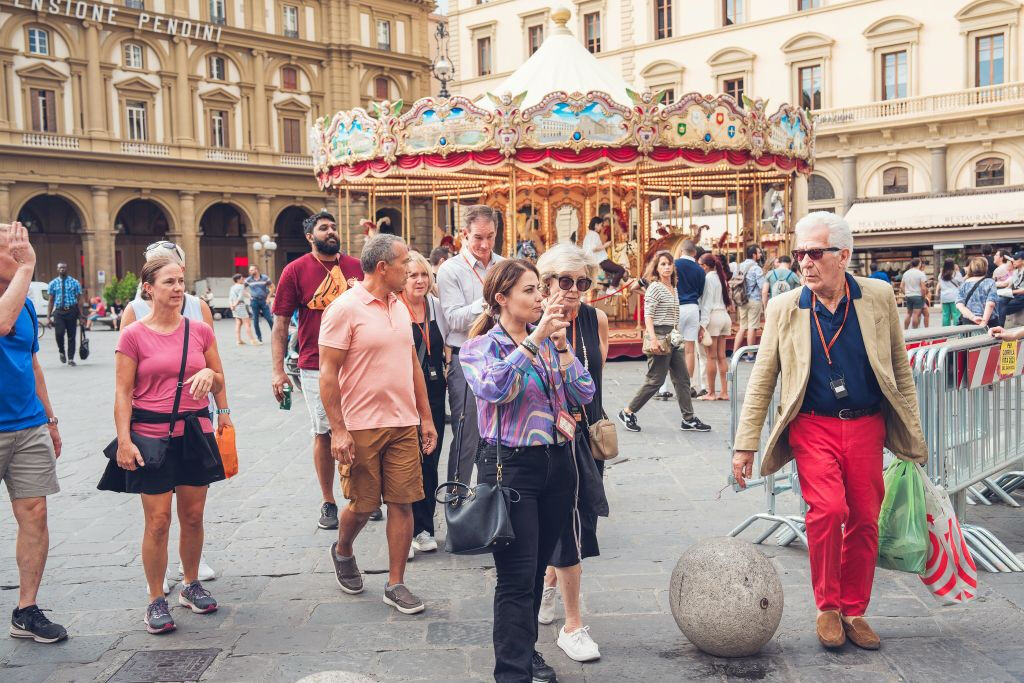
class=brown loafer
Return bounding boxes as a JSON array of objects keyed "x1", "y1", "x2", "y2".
[
  {"x1": 816, "y1": 610, "x2": 846, "y2": 649},
  {"x1": 842, "y1": 616, "x2": 880, "y2": 650}
]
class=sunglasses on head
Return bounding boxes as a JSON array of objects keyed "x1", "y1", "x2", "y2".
[
  {"x1": 146, "y1": 240, "x2": 179, "y2": 252},
  {"x1": 555, "y1": 276, "x2": 593, "y2": 292},
  {"x1": 792, "y1": 247, "x2": 842, "y2": 261}
]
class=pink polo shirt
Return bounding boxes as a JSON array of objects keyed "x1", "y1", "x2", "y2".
[{"x1": 318, "y1": 283, "x2": 418, "y2": 431}]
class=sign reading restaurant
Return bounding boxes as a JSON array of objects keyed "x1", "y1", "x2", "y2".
[{"x1": 9, "y1": 0, "x2": 224, "y2": 42}]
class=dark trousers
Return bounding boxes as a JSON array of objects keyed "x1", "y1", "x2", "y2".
[
  {"x1": 251, "y1": 298, "x2": 273, "y2": 341},
  {"x1": 53, "y1": 309, "x2": 79, "y2": 360},
  {"x1": 446, "y1": 353, "x2": 480, "y2": 485},
  {"x1": 413, "y1": 392, "x2": 447, "y2": 536},
  {"x1": 477, "y1": 442, "x2": 576, "y2": 683},
  {"x1": 628, "y1": 325, "x2": 694, "y2": 418},
  {"x1": 599, "y1": 259, "x2": 626, "y2": 288}
]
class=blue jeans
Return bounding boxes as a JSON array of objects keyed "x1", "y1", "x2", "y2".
[{"x1": 251, "y1": 298, "x2": 273, "y2": 340}]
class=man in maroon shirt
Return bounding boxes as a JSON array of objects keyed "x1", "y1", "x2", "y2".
[{"x1": 271, "y1": 210, "x2": 362, "y2": 529}]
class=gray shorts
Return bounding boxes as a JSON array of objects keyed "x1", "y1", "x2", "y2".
[
  {"x1": 905, "y1": 295, "x2": 925, "y2": 310},
  {"x1": 0, "y1": 424, "x2": 59, "y2": 499},
  {"x1": 299, "y1": 368, "x2": 330, "y2": 436}
]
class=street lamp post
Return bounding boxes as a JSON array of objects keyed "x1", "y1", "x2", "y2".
[
  {"x1": 431, "y1": 21, "x2": 453, "y2": 98},
  {"x1": 251, "y1": 234, "x2": 277, "y2": 276}
]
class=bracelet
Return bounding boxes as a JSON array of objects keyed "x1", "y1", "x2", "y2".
[
  {"x1": 556, "y1": 347, "x2": 570, "y2": 354},
  {"x1": 520, "y1": 338, "x2": 540, "y2": 355},
  {"x1": 215, "y1": 408, "x2": 231, "y2": 415}
]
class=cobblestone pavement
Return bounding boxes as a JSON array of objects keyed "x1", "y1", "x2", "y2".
[{"x1": 3, "y1": 321, "x2": 1024, "y2": 682}]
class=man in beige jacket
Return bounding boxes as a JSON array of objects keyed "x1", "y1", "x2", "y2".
[{"x1": 732, "y1": 212, "x2": 927, "y2": 651}]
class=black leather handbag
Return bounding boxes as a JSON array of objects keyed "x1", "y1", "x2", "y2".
[
  {"x1": 102, "y1": 319, "x2": 190, "y2": 469},
  {"x1": 434, "y1": 401, "x2": 518, "y2": 555}
]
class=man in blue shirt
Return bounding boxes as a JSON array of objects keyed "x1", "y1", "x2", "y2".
[
  {"x1": 45, "y1": 262, "x2": 83, "y2": 366},
  {"x1": 245, "y1": 265, "x2": 274, "y2": 343},
  {"x1": 0, "y1": 223, "x2": 68, "y2": 644}
]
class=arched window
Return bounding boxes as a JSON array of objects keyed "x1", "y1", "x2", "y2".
[
  {"x1": 123, "y1": 43, "x2": 144, "y2": 69},
  {"x1": 975, "y1": 157, "x2": 1004, "y2": 187},
  {"x1": 882, "y1": 166, "x2": 908, "y2": 194},
  {"x1": 374, "y1": 77, "x2": 389, "y2": 100},
  {"x1": 808, "y1": 174, "x2": 835, "y2": 200},
  {"x1": 281, "y1": 66, "x2": 298, "y2": 91}
]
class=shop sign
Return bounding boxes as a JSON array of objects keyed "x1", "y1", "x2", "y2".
[{"x1": 10, "y1": 0, "x2": 224, "y2": 42}]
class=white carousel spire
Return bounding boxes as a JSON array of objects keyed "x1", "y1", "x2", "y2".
[{"x1": 480, "y1": 5, "x2": 634, "y2": 110}]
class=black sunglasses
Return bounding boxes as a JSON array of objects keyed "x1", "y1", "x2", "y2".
[
  {"x1": 556, "y1": 276, "x2": 593, "y2": 292},
  {"x1": 792, "y1": 247, "x2": 842, "y2": 261}
]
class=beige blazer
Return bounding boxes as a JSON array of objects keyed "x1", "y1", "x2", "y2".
[{"x1": 734, "y1": 275, "x2": 927, "y2": 476}]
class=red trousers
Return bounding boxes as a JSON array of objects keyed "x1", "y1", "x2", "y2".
[{"x1": 789, "y1": 412, "x2": 886, "y2": 615}]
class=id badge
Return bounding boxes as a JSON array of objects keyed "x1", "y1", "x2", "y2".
[
  {"x1": 830, "y1": 376, "x2": 849, "y2": 400},
  {"x1": 428, "y1": 365, "x2": 440, "y2": 382},
  {"x1": 556, "y1": 410, "x2": 576, "y2": 440}
]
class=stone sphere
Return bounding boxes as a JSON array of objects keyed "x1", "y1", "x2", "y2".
[{"x1": 669, "y1": 537, "x2": 784, "y2": 658}]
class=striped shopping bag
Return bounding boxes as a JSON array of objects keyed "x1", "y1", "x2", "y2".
[{"x1": 919, "y1": 468, "x2": 977, "y2": 604}]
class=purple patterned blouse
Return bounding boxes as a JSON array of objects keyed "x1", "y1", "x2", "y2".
[{"x1": 459, "y1": 325, "x2": 595, "y2": 447}]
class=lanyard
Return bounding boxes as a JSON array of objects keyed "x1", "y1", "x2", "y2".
[
  {"x1": 310, "y1": 253, "x2": 340, "y2": 276},
  {"x1": 400, "y1": 293, "x2": 431, "y2": 356},
  {"x1": 811, "y1": 281, "x2": 851, "y2": 367},
  {"x1": 462, "y1": 252, "x2": 486, "y2": 288}
]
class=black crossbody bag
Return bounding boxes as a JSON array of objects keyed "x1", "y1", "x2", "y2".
[
  {"x1": 434, "y1": 396, "x2": 518, "y2": 555},
  {"x1": 103, "y1": 319, "x2": 190, "y2": 469}
]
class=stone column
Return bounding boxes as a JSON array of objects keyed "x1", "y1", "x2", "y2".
[
  {"x1": 840, "y1": 155, "x2": 857, "y2": 215},
  {"x1": 252, "y1": 51, "x2": 270, "y2": 151},
  {"x1": 930, "y1": 146, "x2": 947, "y2": 194},
  {"x1": 172, "y1": 0, "x2": 188, "y2": 17},
  {"x1": 0, "y1": 182, "x2": 12, "y2": 223},
  {"x1": 255, "y1": 194, "x2": 274, "y2": 276},
  {"x1": 89, "y1": 187, "x2": 115, "y2": 296},
  {"x1": 250, "y1": 0, "x2": 265, "y2": 32},
  {"x1": 84, "y1": 24, "x2": 106, "y2": 137},
  {"x1": 178, "y1": 191, "x2": 200, "y2": 286},
  {"x1": 174, "y1": 39, "x2": 194, "y2": 144},
  {"x1": 792, "y1": 174, "x2": 809, "y2": 227}
]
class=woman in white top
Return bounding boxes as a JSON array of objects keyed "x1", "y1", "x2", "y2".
[
  {"x1": 581, "y1": 217, "x2": 625, "y2": 290},
  {"x1": 228, "y1": 274, "x2": 258, "y2": 346},
  {"x1": 697, "y1": 253, "x2": 733, "y2": 400}
]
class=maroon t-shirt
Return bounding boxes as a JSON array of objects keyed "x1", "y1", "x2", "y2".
[{"x1": 273, "y1": 252, "x2": 363, "y2": 370}]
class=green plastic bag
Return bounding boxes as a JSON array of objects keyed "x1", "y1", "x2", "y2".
[{"x1": 877, "y1": 460, "x2": 928, "y2": 574}]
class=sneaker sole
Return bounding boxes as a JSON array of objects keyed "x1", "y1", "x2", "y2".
[
  {"x1": 537, "y1": 613, "x2": 555, "y2": 625},
  {"x1": 144, "y1": 621, "x2": 177, "y2": 635},
  {"x1": 335, "y1": 572, "x2": 364, "y2": 595},
  {"x1": 178, "y1": 595, "x2": 218, "y2": 614},
  {"x1": 557, "y1": 641, "x2": 601, "y2": 662},
  {"x1": 383, "y1": 595, "x2": 425, "y2": 615},
  {"x1": 680, "y1": 424, "x2": 712, "y2": 432},
  {"x1": 9, "y1": 626, "x2": 67, "y2": 644},
  {"x1": 318, "y1": 520, "x2": 340, "y2": 530},
  {"x1": 411, "y1": 543, "x2": 437, "y2": 552}
]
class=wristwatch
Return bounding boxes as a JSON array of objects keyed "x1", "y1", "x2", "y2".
[
  {"x1": 215, "y1": 408, "x2": 231, "y2": 415},
  {"x1": 46, "y1": 416, "x2": 58, "y2": 425},
  {"x1": 520, "y1": 337, "x2": 540, "y2": 355}
]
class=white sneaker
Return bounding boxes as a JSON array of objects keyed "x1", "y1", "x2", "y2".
[
  {"x1": 557, "y1": 625, "x2": 601, "y2": 662},
  {"x1": 412, "y1": 531, "x2": 438, "y2": 552},
  {"x1": 538, "y1": 586, "x2": 558, "y2": 625},
  {"x1": 408, "y1": 544, "x2": 415, "y2": 561},
  {"x1": 162, "y1": 577, "x2": 170, "y2": 595},
  {"x1": 178, "y1": 557, "x2": 216, "y2": 582}
]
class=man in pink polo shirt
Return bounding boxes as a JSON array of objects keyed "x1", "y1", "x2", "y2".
[{"x1": 318, "y1": 234, "x2": 438, "y2": 615}]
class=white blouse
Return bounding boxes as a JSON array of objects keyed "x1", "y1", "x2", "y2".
[{"x1": 698, "y1": 271, "x2": 727, "y2": 326}]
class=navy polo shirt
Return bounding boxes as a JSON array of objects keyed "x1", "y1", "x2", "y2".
[
  {"x1": 799, "y1": 274, "x2": 883, "y2": 414},
  {"x1": 675, "y1": 257, "x2": 706, "y2": 305}
]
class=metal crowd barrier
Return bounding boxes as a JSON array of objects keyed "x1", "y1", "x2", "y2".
[{"x1": 726, "y1": 324, "x2": 1024, "y2": 572}]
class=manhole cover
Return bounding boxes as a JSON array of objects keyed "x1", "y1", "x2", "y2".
[{"x1": 107, "y1": 648, "x2": 221, "y2": 682}]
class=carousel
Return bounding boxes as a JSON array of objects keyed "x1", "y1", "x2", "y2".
[{"x1": 309, "y1": 7, "x2": 815, "y2": 358}]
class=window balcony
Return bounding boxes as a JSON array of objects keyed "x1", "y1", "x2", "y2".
[
  {"x1": 22, "y1": 133, "x2": 80, "y2": 150},
  {"x1": 280, "y1": 154, "x2": 312, "y2": 168},
  {"x1": 205, "y1": 148, "x2": 249, "y2": 163},
  {"x1": 814, "y1": 81, "x2": 1024, "y2": 129},
  {"x1": 125, "y1": 0, "x2": 144, "y2": 8},
  {"x1": 283, "y1": 28, "x2": 299, "y2": 38},
  {"x1": 211, "y1": 14, "x2": 226, "y2": 25},
  {"x1": 121, "y1": 141, "x2": 170, "y2": 157}
]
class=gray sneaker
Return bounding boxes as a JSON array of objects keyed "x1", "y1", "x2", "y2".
[
  {"x1": 331, "y1": 542, "x2": 363, "y2": 594},
  {"x1": 179, "y1": 581, "x2": 218, "y2": 614},
  {"x1": 383, "y1": 583, "x2": 425, "y2": 615},
  {"x1": 144, "y1": 597, "x2": 176, "y2": 634}
]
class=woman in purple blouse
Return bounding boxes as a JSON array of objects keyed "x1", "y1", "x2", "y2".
[{"x1": 459, "y1": 259, "x2": 594, "y2": 683}]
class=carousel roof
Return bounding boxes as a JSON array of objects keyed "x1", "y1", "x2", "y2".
[{"x1": 479, "y1": 7, "x2": 632, "y2": 111}]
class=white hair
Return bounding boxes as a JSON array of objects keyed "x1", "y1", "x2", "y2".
[
  {"x1": 794, "y1": 211, "x2": 853, "y2": 252},
  {"x1": 535, "y1": 242, "x2": 598, "y2": 283}
]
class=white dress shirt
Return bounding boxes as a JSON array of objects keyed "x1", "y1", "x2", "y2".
[{"x1": 436, "y1": 247, "x2": 504, "y2": 348}]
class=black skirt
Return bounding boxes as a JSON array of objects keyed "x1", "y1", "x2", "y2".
[
  {"x1": 549, "y1": 435, "x2": 604, "y2": 568},
  {"x1": 98, "y1": 427, "x2": 224, "y2": 495}
]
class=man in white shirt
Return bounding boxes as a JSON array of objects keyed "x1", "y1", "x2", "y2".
[
  {"x1": 436, "y1": 206, "x2": 504, "y2": 485},
  {"x1": 900, "y1": 259, "x2": 928, "y2": 330},
  {"x1": 582, "y1": 216, "x2": 625, "y2": 291}
]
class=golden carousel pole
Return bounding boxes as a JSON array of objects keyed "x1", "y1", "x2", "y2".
[
  {"x1": 507, "y1": 164, "x2": 517, "y2": 258},
  {"x1": 344, "y1": 184, "x2": 351, "y2": 255}
]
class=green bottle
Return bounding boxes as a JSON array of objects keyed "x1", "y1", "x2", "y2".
[{"x1": 280, "y1": 382, "x2": 292, "y2": 410}]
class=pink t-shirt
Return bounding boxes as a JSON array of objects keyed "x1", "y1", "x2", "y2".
[
  {"x1": 116, "y1": 319, "x2": 216, "y2": 438},
  {"x1": 318, "y1": 284, "x2": 418, "y2": 431}
]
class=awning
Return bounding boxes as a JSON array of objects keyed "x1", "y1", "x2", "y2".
[{"x1": 845, "y1": 189, "x2": 1024, "y2": 234}]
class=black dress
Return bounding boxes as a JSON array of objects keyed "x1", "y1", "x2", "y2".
[
  {"x1": 411, "y1": 295, "x2": 447, "y2": 537},
  {"x1": 550, "y1": 303, "x2": 608, "y2": 567}
]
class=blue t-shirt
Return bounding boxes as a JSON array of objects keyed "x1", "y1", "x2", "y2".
[
  {"x1": 245, "y1": 274, "x2": 272, "y2": 299},
  {"x1": 0, "y1": 300, "x2": 47, "y2": 432}
]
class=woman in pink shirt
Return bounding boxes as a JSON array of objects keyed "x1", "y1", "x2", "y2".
[{"x1": 98, "y1": 256, "x2": 226, "y2": 635}]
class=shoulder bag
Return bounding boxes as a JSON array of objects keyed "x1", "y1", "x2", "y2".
[
  {"x1": 102, "y1": 318, "x2": 190, "y2": 469},
  {"x1": 434, "y1": 397, "x2": 517, "y2": 555},
  {"x1": 575, "y1": 323, "x2": 618, "y2": 461}
]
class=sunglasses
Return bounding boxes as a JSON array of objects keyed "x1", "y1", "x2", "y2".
[
  {"x1": 792, "y1": 247, "x2": 842, "y2": 261},
  {"x1": 146, "y1": 240, "x2": 179, "y2": 252},
  {"x1": 556, "y1": 276, "x2": 593, "y2": 292}
]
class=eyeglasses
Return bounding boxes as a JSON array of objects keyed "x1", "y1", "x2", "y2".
[
  {"x1": 556, "y1": 276, "x2": 593, "y2": 292},
  {"x1": 792, "y1": 247, "x2": 842, "y2": 261},
  {"x1": 145, "y1": 240, "x2": 179, "y2": 253}
]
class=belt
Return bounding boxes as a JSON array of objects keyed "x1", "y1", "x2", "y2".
[{"x1": 800, "y1": 405, "x2": 881, "y2": 421}]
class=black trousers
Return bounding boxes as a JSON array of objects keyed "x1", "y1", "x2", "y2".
[
  {"x1": 477, "y1": 442, "x2": 575, "y2": 683},
  {"x1": 53, "y1": 309, "x2": 79, "y2": 360},
  {"x1": 412, "y1": 391, "x2": 447, "y2": 536},
  {"x1": 446, "y1": 352, "x2": 480, "y2": 485}
]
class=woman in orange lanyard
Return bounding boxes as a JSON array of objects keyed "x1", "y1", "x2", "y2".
[{"x1": 401, "y1": 251, "x2": 450, "y2": 555}]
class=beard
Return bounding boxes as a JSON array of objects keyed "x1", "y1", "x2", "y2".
[{"x1": 313, "y1": 235, "x2": 340, "y2": 256}]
